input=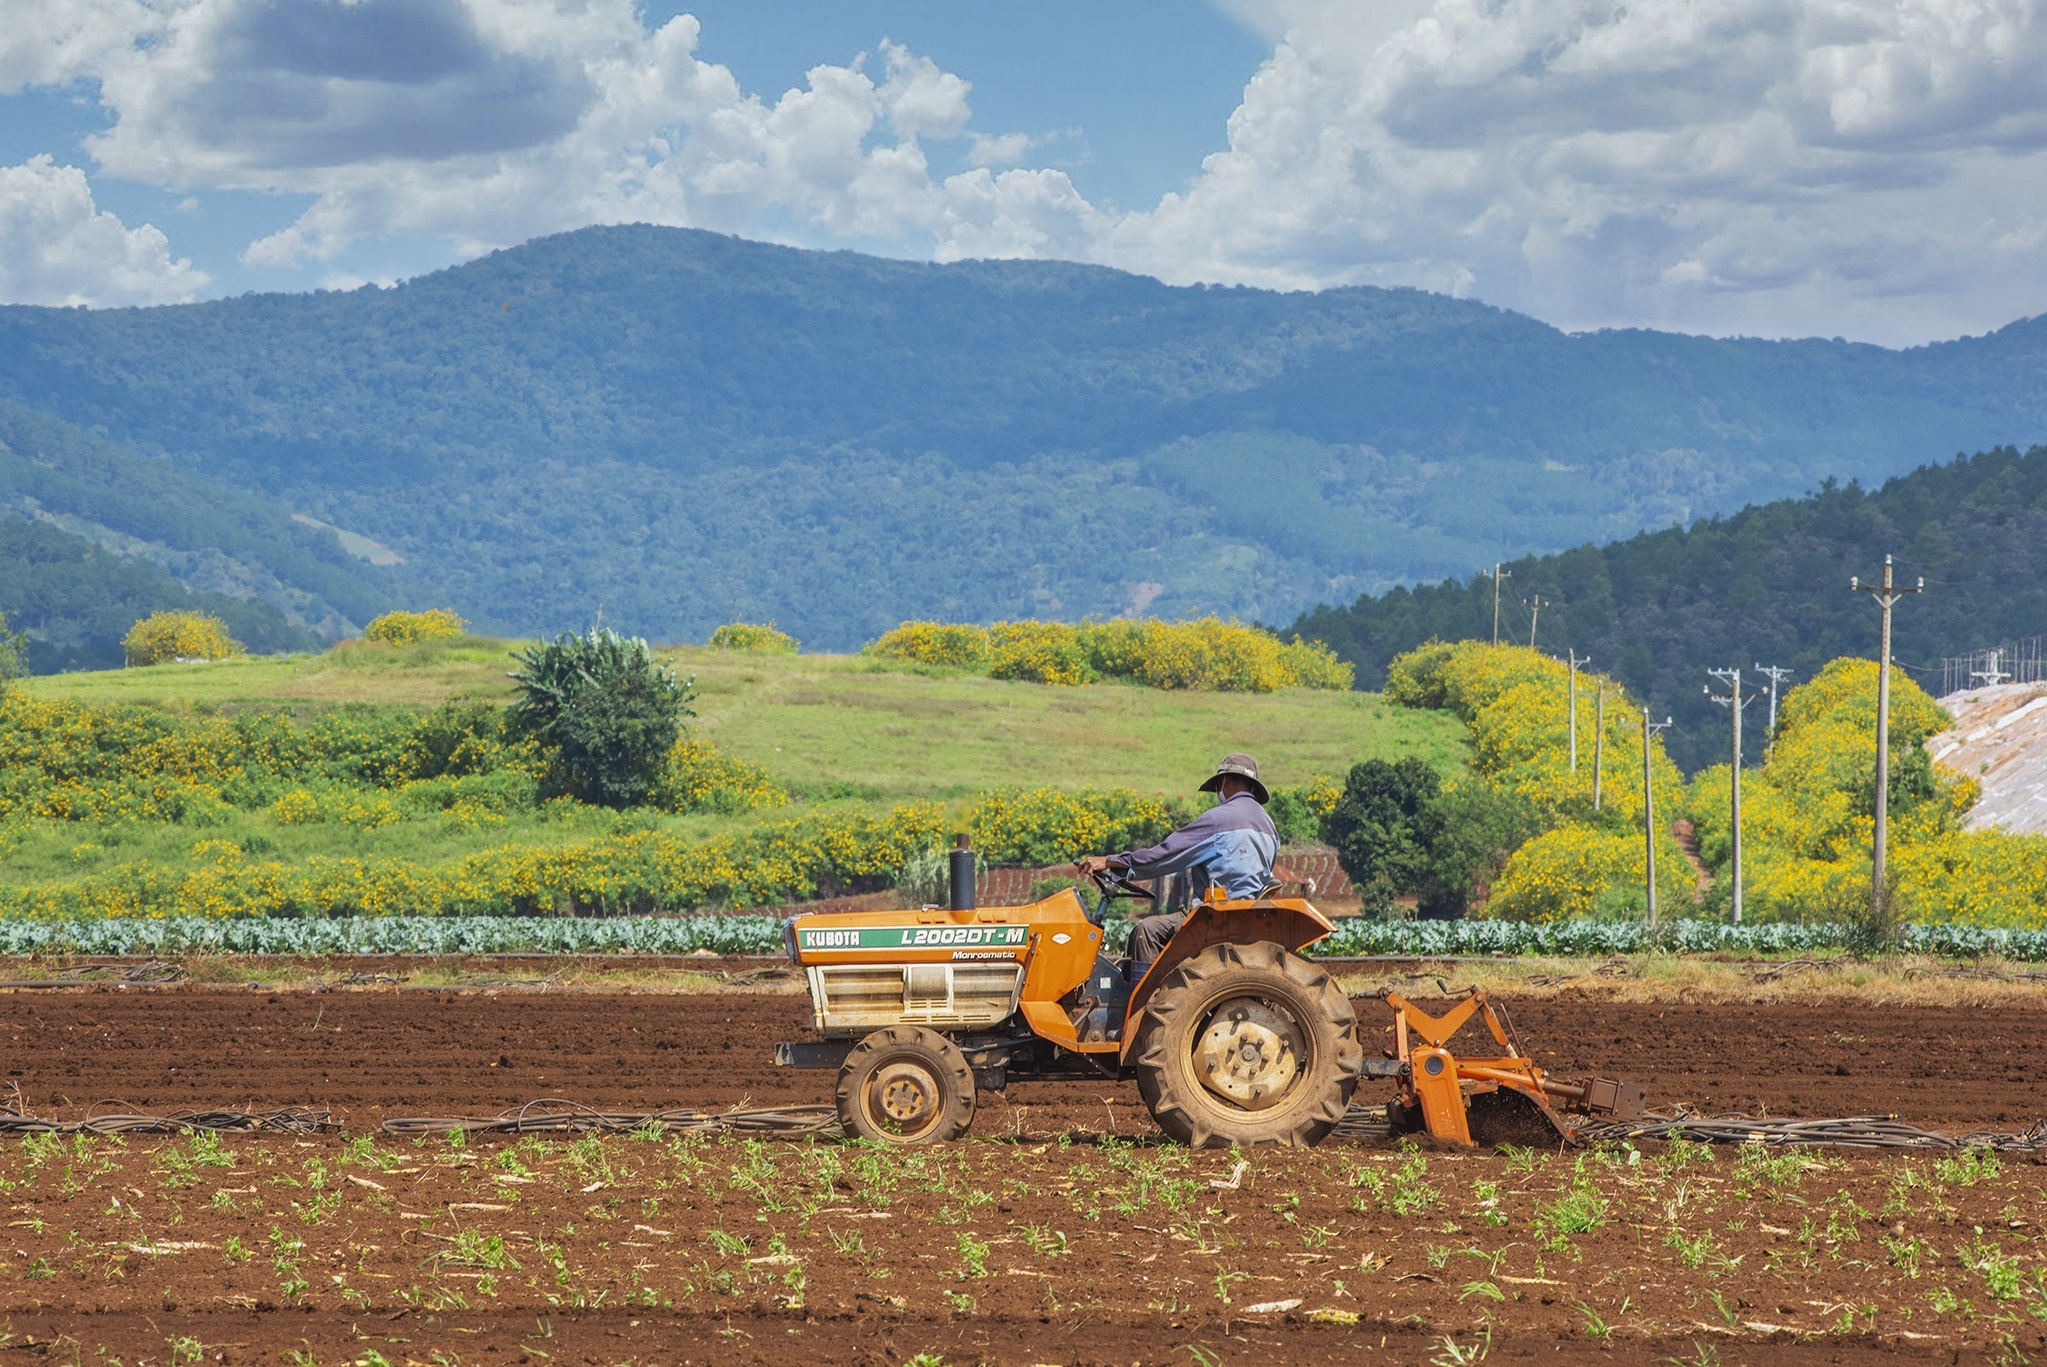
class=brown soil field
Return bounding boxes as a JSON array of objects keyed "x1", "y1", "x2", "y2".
[{"x1": 0, "y1": 984, "x2": 2042, "y2": 1364}]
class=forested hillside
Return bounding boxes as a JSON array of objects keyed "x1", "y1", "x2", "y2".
[
  {"x1": 1, "y1": 225, "x2": 2044, "y2": 648},
  {"x1": 0, "y1": 518, "x2": 317, "y2": 670},
  {"x1": 0, "y1": 402, "x2": 396, "y2": 664},
  {"x1": 1291, "y1": 445, "x2": 2047, "y2": 771}
]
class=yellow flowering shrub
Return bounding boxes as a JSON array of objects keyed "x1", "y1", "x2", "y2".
[
  {"x1": 1279, "y1": 636, "x2": 1354, "y2": 690},
  {"x1": 988, "y1": 621, "x2": 1094, "y2": 686},
  {"x1": 363, "y1": 609, "x2": 467, "y2": 645},
  {"x1": 270, "y1": 789, "x2": 321, "y2": 825},
  {"x1": 123, "y1": 611, "x2": 244, "y2": 666},
  {"x1": 709, "y1": 622, "x2": 799, "y2": 653},
  {"x1": 964, "y1": 787, "x2": 1176, "y2": 866},
  {"x1": 866, "y1": 622, "x2": 991, "y2": 668},
  {"x1": 0, "y1": 802, "x2": 952, "y2": 920},
  {"x1": 653, "y1": 735, "x2": 790, "y2": 815},
  {"x1": 1892, "y1": 830, "x2": 2047, "y2": 927},
  {"x1": 1486, "y1": 826, "x2": 1692, "y2": 923},
  {"x1": 1686, "y1": 660, "x2": 1991, "y2": 922},
  {"x1": 867, "y1": 617, "x2": 1352, "y2": 692}
]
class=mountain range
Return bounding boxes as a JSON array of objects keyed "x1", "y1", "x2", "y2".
[{"x1": 3, "y1": 224, "x2": 2046, "y2": 655}]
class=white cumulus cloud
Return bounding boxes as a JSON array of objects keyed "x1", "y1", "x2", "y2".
[
  {"x1": 1104, "y1": 0, "x2": 2047, "y2": 340},
  {"x1": 0, "y1": 0, "x2": 152, "y2": 93},
  {"x1": 65, "y1": 0, "x2": 1070, "y2": 270},
  {"x1": 0, "y1": 156, "x2": 206, "y2": 306},
  {"x1": 13, "y1": 0, "x2": 2047, "y2": 338}
]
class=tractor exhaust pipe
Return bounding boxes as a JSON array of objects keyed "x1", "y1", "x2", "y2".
[{"x1": 948, "y1": 833, "x2": 976, "y2": 911}]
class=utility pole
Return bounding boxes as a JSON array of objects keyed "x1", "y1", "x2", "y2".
[
  {"x1": 1525, "y1": 595, "x2": 1548, "y2": 650},
  {"x1": 1705, "y1": 668, "x2": 1767, "y2": 923},
  {"x1": 1487, "y1": 565, "x2": 1512, "y2": 645},
  {"x1": 1851, "y1": 555, "x2": 1924, "y2": 925},
  {"x1": 1642, "y1": 710, "x2": 1673, "y2": 926},
  {"x1": 1753, "y1": 665, "x2": 1794, "y2": 758},
  {"x1": 1592, "y1": 682, "x2": 1607, "y2": 810},
  {"x1": 1572, "y1": 650, "x2": 1588, "y2": 769},
  {"x1": 1567, "y1": 651, "x2": 1588, "y2": 773}
]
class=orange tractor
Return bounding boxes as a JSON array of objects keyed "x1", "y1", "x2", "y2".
[{"x1": 775, "y1": 846, "x2": 1641, "y2": 1147}]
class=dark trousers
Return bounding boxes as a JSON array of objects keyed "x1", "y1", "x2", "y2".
[{"x1": 1129, "y1": 911, "x2": 1187, "y2": 967}]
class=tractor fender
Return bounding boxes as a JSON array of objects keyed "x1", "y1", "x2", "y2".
[{"x1": 1118, "y1": 899, "x2": 1337, "y2": 1065}]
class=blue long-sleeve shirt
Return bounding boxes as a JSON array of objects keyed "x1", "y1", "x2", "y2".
[{"x1": 1107, "y1": 792, "x2": 1279, "y2": 901}]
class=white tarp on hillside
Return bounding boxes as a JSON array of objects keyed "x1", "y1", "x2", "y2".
[{"x1": 1930, "y1": 684, "x2": 2047, "y2": 836}]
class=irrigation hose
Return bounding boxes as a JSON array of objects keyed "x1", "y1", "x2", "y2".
[
  {"x1": 0, "y1": 1106, "x2": 335, "y2": 1136},
  {"x1": 378, "y1": 1098, "x2": 843, "y2": 1138},
  {"x1": 1576, "y1": 1113, "x2": 2047, "y2": 1151},
  {"x1": 0, "y1": 1096, "x2": 2037, "y2": 1151}
]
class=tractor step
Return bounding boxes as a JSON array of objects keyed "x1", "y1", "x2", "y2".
[{"x1": 775, "y1": 1040, "x2": 854, "y2": 1070}]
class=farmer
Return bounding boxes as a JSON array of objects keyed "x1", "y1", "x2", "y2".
[{"x1": 1075, "y1": 753, "x2": 1278, "y2": 981}]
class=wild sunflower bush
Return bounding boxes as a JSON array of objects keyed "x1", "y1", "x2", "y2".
[
  {"x1": 865, "y1": 617, "x2": 1352, "y2": 691},
  {"x1": 363, "y1": 609, "x2": 467, "y2": 645},
  {"x1": 1383, "y1": 640, "x2": 1693, "y2": 921},
  {"x1": 122, "y1": 611, "x2": 244, "y2": 666},
  {"x1": 708, "y1": 622, "x2": 799, "y2": 653},
  {"x1": 963, "y1": 787, "x2": 1182, "y2": 866},
  {"x1": 865, "y1": 622, "x2": 991, "y2": 669},
  {"x1": 652, "y1": 735, "x2": 789, "y2": 815},
  {"x1": 0, "y1": 802, "x2": 950, "y2": 920},
  {"x1": 1684, "y1": 658, "x2": 2031, "y2": 925}
]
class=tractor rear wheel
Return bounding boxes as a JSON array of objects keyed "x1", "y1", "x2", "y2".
[
  {"x1": 1133, "y1": 941, "x2": 1362, "y2": 1148},
  {"x1": 835, "y1": 1025, "x2": 976, "y2": 1145}
]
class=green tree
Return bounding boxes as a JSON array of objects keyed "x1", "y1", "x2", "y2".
[
  {"x1": 1322, "y1": 758, "x2": 1445, "y2": 918},
  {"x1": 0, "y1": 610, "x2": 26, "y2": 690},
  {"x1": 507, "y1": 628, "x2": 695, "y2": 808},
  {"x1": 1421, "y1": 783, "x2": 1545, "y2": 918}
]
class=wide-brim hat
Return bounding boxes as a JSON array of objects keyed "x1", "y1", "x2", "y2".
[{"x1": 1199, "y1": 753, "x2": 1269, "y2": 804}]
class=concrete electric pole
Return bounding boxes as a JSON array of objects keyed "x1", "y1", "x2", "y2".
[
  {"x1": 1705, "y1": 668, "x2": 1768, "y2": 924},
  {"x1": 1567, "y1": 651, "x2": 1588, "y2": 773},
  {"x1": 1642, "y1": 710, "x2": 1673, "y2": 926},
  {"x1": 1488, "y1": 565, "x2": 1512, "y2": 645},
  {"x1": 1850, "y1": 555, "x2": 1923, "y2": 925},
  {"x1": 1525, "y1": 595, "x2": 1548, "y2": 650},
  {"x1": 1753, "y1": 665, "x2": 1794, "y2": 756},
  {"x1": 1592, "y1": 682, "x2": 1607, "y2": 811}
]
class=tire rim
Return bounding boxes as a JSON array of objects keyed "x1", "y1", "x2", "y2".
[
  {"x1": 863, "y1": 1058, "x2": 942, "y2": 1138},
  {"x1": 1193, "y1": 995, "x2": 1308, "y2": 1111}
]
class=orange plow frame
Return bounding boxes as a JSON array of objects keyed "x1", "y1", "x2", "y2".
[{"x1": 1382, "y1": 987, "x2": 1645, "y2": 1146}]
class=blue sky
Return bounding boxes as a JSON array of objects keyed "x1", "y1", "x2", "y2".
[{"x1": 5, "y1": 0, "x2": 2047, "y2": 345}]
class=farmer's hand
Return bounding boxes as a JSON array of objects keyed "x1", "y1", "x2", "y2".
[{"x1": 1076, "y1": 855, "x2": 1111, "y2": 878}]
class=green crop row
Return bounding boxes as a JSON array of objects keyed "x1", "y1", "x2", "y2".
[{"x1": 5, "y1": 915, "x2": 2045, "y2": 960}]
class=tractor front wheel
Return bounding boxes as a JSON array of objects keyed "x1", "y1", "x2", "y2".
[
  {"x1": 835, "y1": 1025, "x2": 976, "y2": 1145},
  {"x1": 1133, "y1": 942, "x2": 1361, "y2": 1148}
]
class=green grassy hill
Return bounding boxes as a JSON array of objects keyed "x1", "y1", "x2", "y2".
[
  {"x1": 21, "y1": 639, "x2": 1463, "y2": 804},
  {"x1": 2, "y1": 641, "x2": 1462, "y2": 917}
]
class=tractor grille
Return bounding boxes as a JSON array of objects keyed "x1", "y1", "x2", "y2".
[{"x1": 806, "y1": 963, "x2": 1024, "y2": 1034}]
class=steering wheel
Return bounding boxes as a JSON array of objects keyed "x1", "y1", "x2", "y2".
[
  {"x1": 1084, "y1": 868, "x2": 1156, "y2": 927},
  {"x1": 1089, "y1": 868, "x2": 1156, "y2": 902}
]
